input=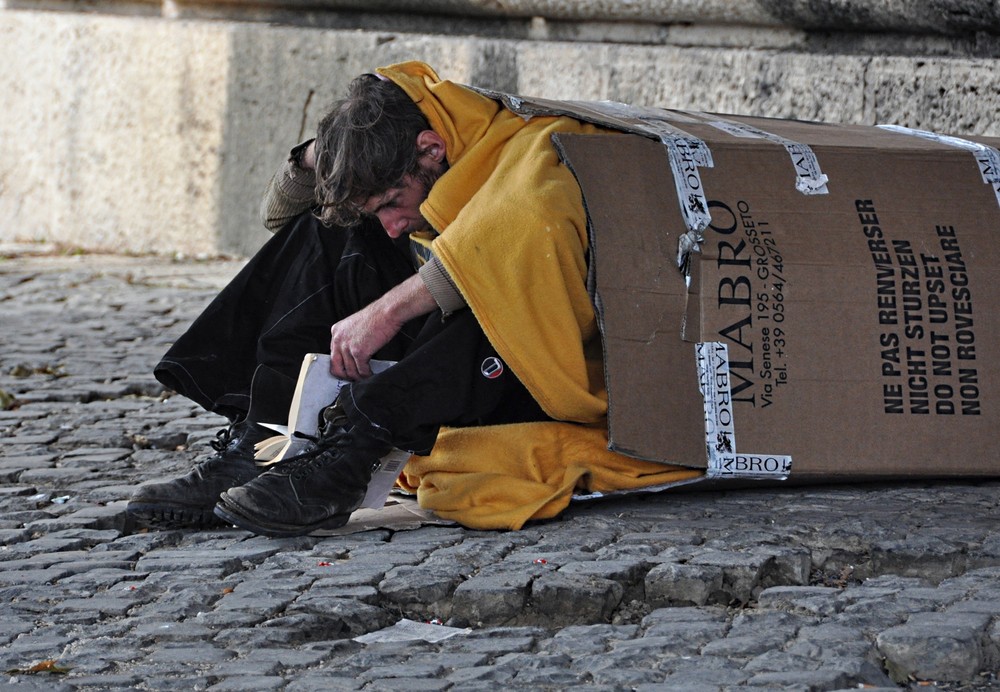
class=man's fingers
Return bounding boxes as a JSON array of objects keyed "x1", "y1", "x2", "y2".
[
  {"x1": 329, "y1": 349, "x2": 345, "y2": 378},
  {"x1": 355, "y1": 356, "x2": 372, "y2": 379},
  {"x1": 343, "y1": 351, "x2": 359, "y2": 381},
  {"x1": 331, "y1": 345, "x2": 370, "y2": 381},
  {"x1": 330, "y1": 319, "x2": 377, "y2": 380},
  {"x1": 345, "y1": 347, "x2": 374, "y2": 380}
]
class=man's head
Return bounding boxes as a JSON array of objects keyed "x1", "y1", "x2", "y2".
[{"x1": 315, "y1": 74, "x2": 447, "y2": 234}]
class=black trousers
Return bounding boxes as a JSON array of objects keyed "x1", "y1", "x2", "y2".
[{"x1": 155, "y1": 212, "x2": 548, "y2": 453}]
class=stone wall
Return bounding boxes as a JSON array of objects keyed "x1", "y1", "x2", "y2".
[{"x1": 1, "y1": 2, "x2": 998, "y2": 256}]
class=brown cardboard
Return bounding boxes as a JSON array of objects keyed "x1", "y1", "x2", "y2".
[{"x1": 541, "y1": 107, "x2": 1000, "y2": 482}]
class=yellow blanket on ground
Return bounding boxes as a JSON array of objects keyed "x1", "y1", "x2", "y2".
[
  {"x1": 398, "y1": 423, "x2": 702, "y2": 530},
  {"x1": 380, "y1": 62, "x2": 701, "y2": 529}
]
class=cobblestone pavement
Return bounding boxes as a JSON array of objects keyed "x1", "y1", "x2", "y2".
[{"x1": 1, "y1": 249, "x2": 1000, "y2": 691}]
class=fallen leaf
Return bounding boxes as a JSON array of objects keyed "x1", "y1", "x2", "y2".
[
  {"x1": 7, "y1": 659, "x2": 72, "y2": 675},
  {"x1": 0, "y1": 388, "x2": 17, "y2": 411}
]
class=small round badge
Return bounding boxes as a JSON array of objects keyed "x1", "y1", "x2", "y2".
[{"x1": 481, "y1": 357, "x2": 504, "y2": 379}]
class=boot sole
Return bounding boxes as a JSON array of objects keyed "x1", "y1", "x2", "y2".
[
  {"x1": 126, "y1": 502, "x2": 227, "y2": 530},
  {"x1": 212, "y1": 497, "x2": 351, "y2": 538}
]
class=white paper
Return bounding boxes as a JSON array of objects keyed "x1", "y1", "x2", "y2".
[
  {"x1": 360, "y1": 448, "x2": 411, "y2": 509},
  {"x1": 311, "y1": 497, "x2": 455, "y2": 536},
  {"x1": 353, "y1": 618, "x2": 470, "y2": 644}
]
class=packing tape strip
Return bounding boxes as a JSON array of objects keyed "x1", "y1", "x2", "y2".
[
  {"x1": 878, "y1": 124, "x2": 1000, "y2": 209},
  {"x1": 626, "y1": 109, "x2": 715, "y2": 271},
  {"x1": 707, "y1": 119, "x2": 830, "y2": 195},
  {"x1": 696, "y1": 342, "x2": 793, "y2": 479},
  {"x1": 582, "y1": 102, "x2": 715, "y2": 268}
]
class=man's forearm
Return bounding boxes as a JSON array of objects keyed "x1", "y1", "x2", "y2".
[
  {"x1": 328, "y1": 273, "x2": 439, "y2": 380},
  {"x1": 377, "y1": 273, "x2": 440, "y2": 327}
]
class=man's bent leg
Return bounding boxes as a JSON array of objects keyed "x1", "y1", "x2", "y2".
[
  {"x1": 153, "y1": 214, "x2": 413, "y2": 419},
  {"x1": 129, "y1": 214, "x2": 418, "y2": 529},
  {"x1": 214, "y1": 310, "x2": 550, "y2": 536},
  {"x1": 343, "y1": 309, "x2": 550, "y2": 452}
]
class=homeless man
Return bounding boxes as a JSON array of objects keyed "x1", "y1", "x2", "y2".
[{"x1": 126, "y1": 61, "x2": 698, "y2": 536}]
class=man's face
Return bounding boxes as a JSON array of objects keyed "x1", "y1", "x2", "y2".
[{"x1": 362, "y1": 160, "x2": 444, "y2": 239}]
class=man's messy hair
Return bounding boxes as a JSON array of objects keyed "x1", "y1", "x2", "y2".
[{"x1": 315, "y1": 74, "x2": 431, "y2": 227}]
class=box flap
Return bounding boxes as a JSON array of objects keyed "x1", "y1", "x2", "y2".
[{"x1": 554, "y1": 133, "x2": 707, "y2": 466}]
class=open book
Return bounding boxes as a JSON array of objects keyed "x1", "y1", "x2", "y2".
[{"x1": 253, "y1": 353, "x2": 412, "y2": 511}]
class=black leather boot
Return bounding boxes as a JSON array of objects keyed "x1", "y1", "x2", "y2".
[
  {"x1": 213, "y1": 402, "x2": 391, "y2": 537},
  {"x1": 127, "y1": 421, "x2": 270, "y2": 529}
]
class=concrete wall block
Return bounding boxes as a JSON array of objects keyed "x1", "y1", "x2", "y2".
[
  {"x1": 513, "y1": 43, "x2": 871, "y2": 125},
  {"x1": 2, "y1": 10, "x2": 999, "y2": 255},
  {"x1": 0, "y1": 12, "x2": 231, "y2": 255},
  {"x1": 866, "y1": 56, "x2": 1000, "y2": 136},
  {"x1": 149, "y1": 0, "x2": 1000, "y2": 35}
]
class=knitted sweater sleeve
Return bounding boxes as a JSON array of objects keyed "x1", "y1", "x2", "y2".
[
  {"x1": 259, "y1": 140, "x2": 317, "y2": 233},
  {"x1": 419, "y1": 256, "x2": 467, "y2": 316}
]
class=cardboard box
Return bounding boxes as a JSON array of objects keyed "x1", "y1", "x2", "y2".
[{"x1": 483, "y1": 91, "x2": 1000, "y2": 482}]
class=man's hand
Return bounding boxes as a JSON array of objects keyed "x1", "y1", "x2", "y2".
[
  {"x1": 329, "y1": 273, "x2": 439, "y2": 380},
  {"x1": 329, "y1": 302, "x2": 401, "y2": 380},
  {"x1": 300, "y1": 140, "x2": 317, "y2": 171}
]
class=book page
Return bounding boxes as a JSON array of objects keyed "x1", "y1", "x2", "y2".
[
  {"x1": 254, "y1": 354, "x2": 407, "y2": 509},
  {"x1": 287, "y1": 354, "x2": 395, "y2": 439}
]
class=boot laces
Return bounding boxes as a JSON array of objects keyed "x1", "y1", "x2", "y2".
[
  {"x1": 276, "y1": 427, "x2": 354, "y2": 479},
  {"x1": 209, "y1": 425, "x2": 236, "y2": 453}
]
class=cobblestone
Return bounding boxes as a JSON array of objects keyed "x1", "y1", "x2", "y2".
[{"x1": 2, "y1": 252, "x2": 1000, "y2": 689}]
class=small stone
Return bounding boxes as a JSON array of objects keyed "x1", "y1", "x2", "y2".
[
  {"x1": 451, "y1": 572, "x2": 532, "y2": 626},
  {"x1": 530, "y1": 570, "x2": 623, "y2": 625},
  {"x1": 876, "y1": 611, "x2": 992, "y2": 683},
  {"x1": 645, "y1": 562, "x2": 724, "y2": 606}
]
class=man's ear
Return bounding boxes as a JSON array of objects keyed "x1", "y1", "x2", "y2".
[{"x1": 416, "y1": 130, "x2": 447, "y2": 163}]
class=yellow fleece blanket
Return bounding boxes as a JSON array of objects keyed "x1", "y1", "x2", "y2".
[{"x1": 380, "y1": 62, "x2": 701, "y2": 529}]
